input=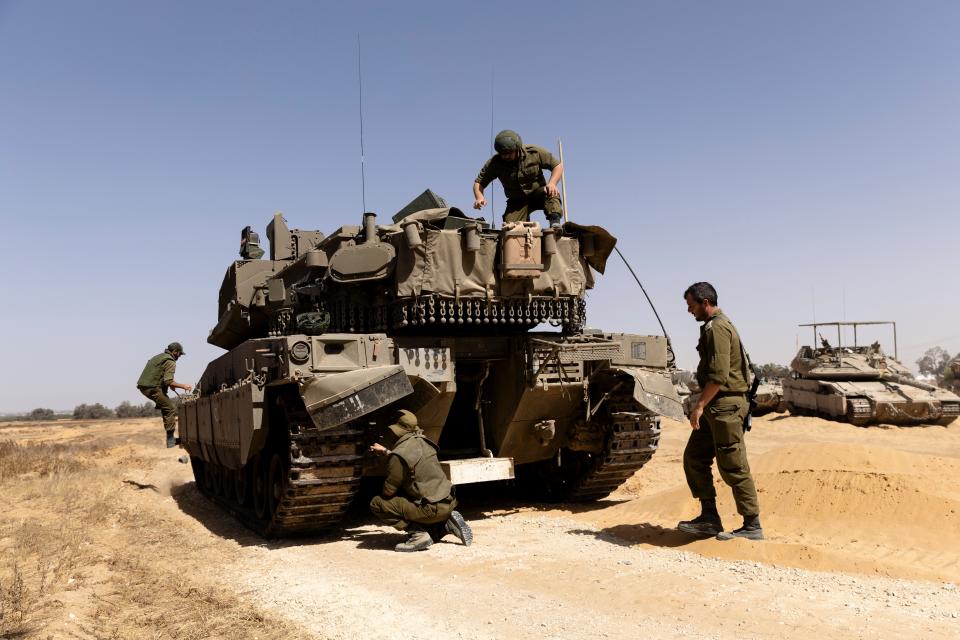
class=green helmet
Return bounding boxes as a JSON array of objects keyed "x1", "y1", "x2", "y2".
[
  {"x1": 387, "y1": 409, "x2": 419, "y2": 440},
  {"x1": 167, "y1": 342, "x2": 186, "y2": 355},
  {"x1": 494, "y1": 129, "x2": 522, "y2": 154}
]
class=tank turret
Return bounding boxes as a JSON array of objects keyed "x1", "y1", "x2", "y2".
[{"x1": 179, "y1": 192, "x2": 683, "y2": 536}]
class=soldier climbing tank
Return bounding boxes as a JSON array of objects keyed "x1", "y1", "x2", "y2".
[
  {"x1": 782, "y1": 321, "x2": 960, "y2": 426},
  {"x1": 178, "y1": 191, "x2": 684, "y2": 536}
]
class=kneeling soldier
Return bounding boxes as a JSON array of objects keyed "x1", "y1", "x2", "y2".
[{"x1": 369, "y1": 410, "x2": 473, "y2": 552}]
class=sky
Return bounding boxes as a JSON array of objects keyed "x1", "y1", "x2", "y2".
[{"x1": 1, "y1": 1, "x2": 959, "y2": 412}]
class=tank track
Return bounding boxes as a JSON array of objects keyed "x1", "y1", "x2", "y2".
[
  {"x1": 846, "y1": 397, "x2": 873, "y2": 426},
  {"x1": 567, "y1": 393, "x2": 661, "y2": 501},
  {"x1": 191, "y1": 398, "x2": 366, "y2": 538}
]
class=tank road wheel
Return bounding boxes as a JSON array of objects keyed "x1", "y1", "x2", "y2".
[
  {"x1": 268, "y1": 453, "x2": 287, "y2": 517},
  {"x1": 252, "y1": 455, "x2": 270, "y2": 520},
  {"x1": 234, "y1": 464, "x2": 250, "y2": 506},
  {"x1": 190, "y1": 457, "x2": 206, "y2": 492}
]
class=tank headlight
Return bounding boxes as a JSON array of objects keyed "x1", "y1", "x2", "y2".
[{"x1": 290, "y1": 341, "x2": 311, "y2": 362}]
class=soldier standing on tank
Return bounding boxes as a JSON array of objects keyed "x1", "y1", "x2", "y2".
[
  {"x1": 136, "y1": 342, "x2": 192, "y2": 448},
  {"x1": 677, "y1": 283, "x2": 764, "y2": 541},
  {"x1": 368, "y1": 410, "x2": 473, "y2": 552},
  {"x1": 473, "y1": 129, "x2": 565, "y2": 228}
]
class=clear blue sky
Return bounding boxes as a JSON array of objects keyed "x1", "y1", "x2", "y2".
[{"x1": 1, "y1": 1, "x2": 958, "y2": 412}]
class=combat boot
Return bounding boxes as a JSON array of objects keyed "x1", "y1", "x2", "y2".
[
  {"x1": 677, "y1": 499, "x2": 723, "y2": 537},
  {"x1": 716, "y1": 515, "x2": 764, "y2": 541},
  {"x1": 165, "y1": 431, "x2": 177, "y2": 448},
  {"x1": 443, "y1": 510, "x2": 473, "y2": 547},
  {"x1": 394, "y1": 527, "x2": 433, "y2": 552}
]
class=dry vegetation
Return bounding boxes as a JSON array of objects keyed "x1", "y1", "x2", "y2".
[{"x1": 0, "y1": 425, "x2": 305, "y2": 639}]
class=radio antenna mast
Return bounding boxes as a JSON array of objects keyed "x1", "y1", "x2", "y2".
[
  {"x1": 357, "y1": 34, "x2": 367, "y2": 212},
  {"x1": 489, "y1": 66, "x2": 496, "y2": 229}
]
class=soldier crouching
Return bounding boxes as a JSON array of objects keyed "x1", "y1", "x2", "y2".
[{"x1": 369, "y1": 410, "x2": 473, "y2": 552}]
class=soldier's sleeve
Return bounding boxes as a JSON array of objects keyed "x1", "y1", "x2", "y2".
[
  {"x1": 382, "y1": 454, "x2": 406, "y2": 496},
  {"x1": 475, "y1": 157, "x2": 495, "y2": 189},
  {"x1": 162, "y1": 359, "x2": 176, "y2": 384},
  {"x1": 535, "y1": 147, "x2": 559, "y2": 170},
  {"x1": 705, "y1": 324, "x2": 732, "y2": 386}
]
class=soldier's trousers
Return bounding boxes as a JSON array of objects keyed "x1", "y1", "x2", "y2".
[
  {"x1": 503, "y1": 188, "x2": 563, "y2": 223},
  {"x1": 683, "y1": 394, "x2": 760, "y2": 517},
  {"x1": 138, "y1": 385, "x2": 177, "y2": 433},
  {"x1": 370, "y1": 494, "x2": 456, "y2": 530}
]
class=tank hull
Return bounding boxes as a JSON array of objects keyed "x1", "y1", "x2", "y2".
[
  {"x1": 179, "y1": 332, "x2": 683, "y2": 536},
  {"x1": 783, "y1": 378, "x2": 960, "y2": 426}
]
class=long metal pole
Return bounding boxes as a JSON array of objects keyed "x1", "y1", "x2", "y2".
[{"x1": 558, "y1": 138, "x2": 569, "y2": 223}]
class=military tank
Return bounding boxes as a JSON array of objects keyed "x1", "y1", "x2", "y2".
[
  {"x1": 946, "y1": 355, "x2": 960, "y2": 395},
  {"x1": 178, "y1": 192, "x2": 683, "y2": 536},
  {"x1": 782, "y1": 321, "x2": 960, "y2": 426},
  {"x1": 753, "y1": 381, "x2": 786, "y2": 416}
]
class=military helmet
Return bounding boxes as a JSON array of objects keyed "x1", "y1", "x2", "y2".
[
  {"x1": 167, "y1": 341, "x2": 186, "y2": 355},
  {"x1": 494, "y1": 129, "x2": 522, "y2": 154}
]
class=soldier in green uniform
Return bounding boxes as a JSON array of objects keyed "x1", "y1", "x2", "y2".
[
  {"x1": 368, "y1": 410, "x2": 473, "y2": 552},
  {"x1": 136, "y1": 342, "x2": 192, "y2": 448},
  {"x1": 473, "y1": 129, "x2": 565, "y2": 227},
  {"x1": 677, "y1": 283, "x2": 764, "y2": 541}
]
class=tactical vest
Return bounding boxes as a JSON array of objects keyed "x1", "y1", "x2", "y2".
[
  {"x1": 390, "y1": 432, "x2": 452, "y2": 504},
  {"x1": 137, "y1": 352, "x2": 174, "y2": 388}
]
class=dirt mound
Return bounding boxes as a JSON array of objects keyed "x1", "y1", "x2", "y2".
[{"x1": 578, "y1": 418, "x2": 960, "y2": 582}]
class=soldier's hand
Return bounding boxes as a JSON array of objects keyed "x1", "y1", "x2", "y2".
[
  {"x1": 368, "y1": 443, "x2": 389, "y2": 455},
  {"x1": 544, "y1": 183, "x2": 560, "y2": 198},
  {"x1": 473, "y1": 196, "x2": 486, "y2": 209},
  {"x1": 184, "y1": 384, "x2": 193, "y2": 392},
  {"x1": 689, "y1": 405, "x2": 703, "y2": 430}
]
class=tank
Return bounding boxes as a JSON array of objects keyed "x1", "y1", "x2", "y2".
[
  {"x1": 782, "y1": 321, "x2": 960, "y2": 426},
  {"x1": 947, "y1": 356, "x2": 960, "y2": 395},
  {"x1": 178, "y1": 194, "x2": 684, "y2": 536},
  {"x1": 753, "y1": 381, "x2": 786, "y2": 416},
  {"x1": 680, "y1": 380, "x2": 785, "y2": 418}
]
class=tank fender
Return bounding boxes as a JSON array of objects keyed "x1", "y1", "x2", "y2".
[
  {"x1": 298, "y1": 365, "x2": 413, "y2": 430},
  {"x1": 610, "y1": 366, "x2": 685, "y2": 422}
]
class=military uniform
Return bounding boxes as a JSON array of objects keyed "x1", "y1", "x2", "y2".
[
  {"x1": 475, "y1": 131, "x2": 563, "y2": 223},
  {"x1": 137, "y1": 351, "x2": 178, "y2": 435},
  {"x1": 370, "y1": 410, "x2": 472, "y2": 551},
  {"x1": 369, "y1": 431, "x2": 457, "y2": 528},
  {"x1": 683, "y1": 310, "x2": 760, "y2": 519}
]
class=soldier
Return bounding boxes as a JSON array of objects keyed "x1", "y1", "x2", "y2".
[
  {"x1": 368, "y1": 410, "x2": 473, "y2": 552},
  {"x1": 473, "y1": 129, "x2": 565, "y2": 227},
  {"x1": 677, "y1": 283, "x2": 764, "y2": 541},
  {"x1": 136, "y1": 342, "x2": 192, "y2": 448}
]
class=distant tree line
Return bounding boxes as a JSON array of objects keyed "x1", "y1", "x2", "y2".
[
  {"x1": 71, "y1": 401, "x2": 160, "y2": 420},
  {"x1": 3, "y1": 401, "x2": 161, "y2": 422}
]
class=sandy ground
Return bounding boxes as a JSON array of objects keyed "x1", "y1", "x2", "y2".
[{"x1": 2, "y1": 414, "x2": 959, "y2": 639}]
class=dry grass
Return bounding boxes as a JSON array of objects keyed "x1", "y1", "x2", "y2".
[{"x1": 0, "y1": 432, "x2": 310, "y2": 639}]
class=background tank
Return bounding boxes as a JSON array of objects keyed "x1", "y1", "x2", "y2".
[
  {"x1": 782, "y1": 321, "x2": 960, "y2": 426},
  {"x1": 179, "y1": 193, "x2": 684, "y2": 536}
]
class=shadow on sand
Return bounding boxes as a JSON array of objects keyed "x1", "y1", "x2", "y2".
[{"x1": 169, "y1": 477, "x2": 642, "y2": 549}]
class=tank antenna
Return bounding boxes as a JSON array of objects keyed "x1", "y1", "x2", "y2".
[
  {"x1": 614, "y1": 246, "x2": 669, "y2": 340},
  {"x1": 489, "y1": 65, "x2": 496, "y2": 229},
  {"x1": 558, "y1": 137, "x2": 569, "y2": 222},
  {"x1": 357, "y1": 33, "x2": 367, "y2": 213}
]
